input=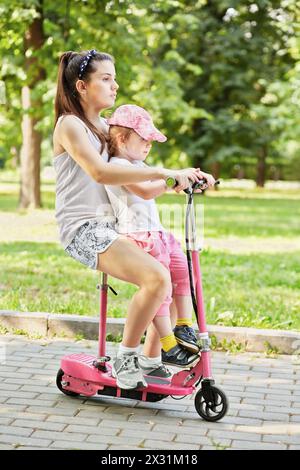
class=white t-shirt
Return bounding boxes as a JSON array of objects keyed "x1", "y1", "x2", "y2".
[{"x1": 105, "y1": 157, "x2": 163, "y2": 234}]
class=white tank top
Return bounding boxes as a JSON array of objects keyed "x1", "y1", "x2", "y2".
[{"x1": 53, "y1": 115, "x2": 116, "y2": 248}]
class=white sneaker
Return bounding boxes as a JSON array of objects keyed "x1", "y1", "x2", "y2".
[{"x1": 112, "y1": 353, "x2": 148, "y2": 390}]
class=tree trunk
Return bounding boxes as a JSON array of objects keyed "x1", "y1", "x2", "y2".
[
  {"x1": 211, "y1": 161, "x2": 221, "y2": 190},
  {"x1": 19, "y1": 86, "x2": 42, "y2": 208},
  {"x1": 256, "y1": 146, "x2": 267, "y2": 188},
  {"x1": 211, "y1": 161, "x2": 221, "y2": 179},
  {"x1": 19, "y1": 3, "x2": 45, "y2": 209}
]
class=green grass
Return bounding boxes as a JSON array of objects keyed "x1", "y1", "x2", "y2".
[
  {"x1": 0, "y1": 241, "x2": 299, "y2": 330},
  {"x1": 0, "y1": 191, "x2": 55, "y2": 211},
  {"x1": 157, "y1": 192, "x2": 300, "y2": 238},
  {"x1": 2, "y1": 183, "x2": 300, "y2": 238},
  {"x1": 0, "y1": 241, "x2": 137, "y2": 317},
  {"x1": 0, "y1": 175, "x2": 299, "y2": 331}
]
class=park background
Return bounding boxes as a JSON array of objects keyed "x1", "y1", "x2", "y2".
[{"x1": 0, "y1": 0, "x2": 299, "y2": 338}]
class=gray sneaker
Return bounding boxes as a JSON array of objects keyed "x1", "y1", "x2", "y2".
[
  {"x1": 139, "y1": 360, "x2": 172, "y2": 378},
  {"x1": 112, "y1": 353, "x2": 148, "y2": 390}
]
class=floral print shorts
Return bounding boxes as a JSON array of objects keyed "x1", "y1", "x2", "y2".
[{"x1": 65, "y1": 220, "x2": 120, "y2": 270}]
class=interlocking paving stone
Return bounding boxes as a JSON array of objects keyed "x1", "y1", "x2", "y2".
[{"x1": 0, "y1": 334, "x2": 299, "y2": 450}]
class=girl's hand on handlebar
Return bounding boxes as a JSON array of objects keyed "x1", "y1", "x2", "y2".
[
  {"x1": 197, "y1": 171, "x2": 216, "y2": 190},
  {"x1": 172, "y1": 168, "x2": 202, "y2": 193}
]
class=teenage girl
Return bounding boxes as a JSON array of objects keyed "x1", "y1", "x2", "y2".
[{"x1": 53, "y1": 50, "x2": 214, "y2": 389}]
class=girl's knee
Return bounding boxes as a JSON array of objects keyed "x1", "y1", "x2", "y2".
[{"x1": 143, "y1": 265, "x2": 171, "y2": 298}]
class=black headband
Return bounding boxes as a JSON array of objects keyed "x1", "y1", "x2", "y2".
[{"x1": 78, "y1": 49, "x2": 97, "y2": 79}]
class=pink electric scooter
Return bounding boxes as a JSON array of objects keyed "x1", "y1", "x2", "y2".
[{"x1": 56, "y1": 179, "x2": 228, "y2": 421}]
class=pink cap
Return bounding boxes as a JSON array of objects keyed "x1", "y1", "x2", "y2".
[{"x1": 107, "y1": 104, "x2": 167, "y2": 142}]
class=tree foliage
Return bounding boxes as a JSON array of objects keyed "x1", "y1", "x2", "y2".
[{"x1": 0, "y1": 0, "x2": 299, "y2": 193}]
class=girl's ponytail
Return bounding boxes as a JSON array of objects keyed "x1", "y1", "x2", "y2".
[{"x1": 54, "y1": 51, "x2": 78, "y2": 127}]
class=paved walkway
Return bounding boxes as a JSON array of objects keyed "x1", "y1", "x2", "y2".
[{"x1": 0, "y1": 334, "x2": 299, "y2": 450}]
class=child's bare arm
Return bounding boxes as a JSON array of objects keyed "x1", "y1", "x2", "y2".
[{"x1": 124, "y1": 180, "x2": 168, "y2": 200}]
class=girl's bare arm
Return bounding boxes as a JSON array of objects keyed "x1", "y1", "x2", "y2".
[{"x1": 56, "y1": 116, "x2": 166, "y2": 184}]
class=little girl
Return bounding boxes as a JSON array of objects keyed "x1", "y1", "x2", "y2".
[{"x1": 105, "y1": 104, "x2": 213, "y2": 384}]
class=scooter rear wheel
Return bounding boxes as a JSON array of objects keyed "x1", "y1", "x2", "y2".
[
  {"x1": 56, "y1": 368, "x2": 79, "y2": 397},
  {"x1": 194, "y1": 385, "x2": 228, "y2": 422}
]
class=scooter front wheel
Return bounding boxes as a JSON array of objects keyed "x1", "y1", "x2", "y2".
[
  {"x1": 194, "y1": 385, "x2": 228, "y2": 422},
  {"x1": 56, "y1": 368, "x2": 79, "y2": 397}
]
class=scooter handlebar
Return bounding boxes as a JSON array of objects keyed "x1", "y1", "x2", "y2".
[
  {"x1": 167, "y1": 177, "x2": 220, "y2": 193},
  {"x1": 185, "y1": 178, "x2": 220, "y2": 193}
]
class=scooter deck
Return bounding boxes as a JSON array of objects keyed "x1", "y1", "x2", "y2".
[{"x1": 60, "y1": 353, "x2": 195, "y2": 399}]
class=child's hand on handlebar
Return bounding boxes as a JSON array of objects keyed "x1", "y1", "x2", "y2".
[
  {"x1": 197, "y1": 170, "x2": 216, "y2": 190},
  {"x1": 171, "y1": 168, "x2": 204, "y2": 193},
  {"x1": 163, "y1": 168, "x2": 217, "y2": 193}
]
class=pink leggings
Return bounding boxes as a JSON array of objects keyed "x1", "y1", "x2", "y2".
[{"x1": 126, "y1": 231, "x2": 190, "y2": 316}]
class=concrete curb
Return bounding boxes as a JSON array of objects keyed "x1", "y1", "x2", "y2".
[{"x1": 0, "y1": 309, "x2": 299, "y2": 355}]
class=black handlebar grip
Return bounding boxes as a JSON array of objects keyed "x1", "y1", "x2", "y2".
[{"x1": 183, "y1": 178, "x2": 220, "y2": 194}]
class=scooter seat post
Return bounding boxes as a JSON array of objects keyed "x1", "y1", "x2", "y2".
[{"x1": 98, "y1": 272, "x2": 108, "y2": 360}]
